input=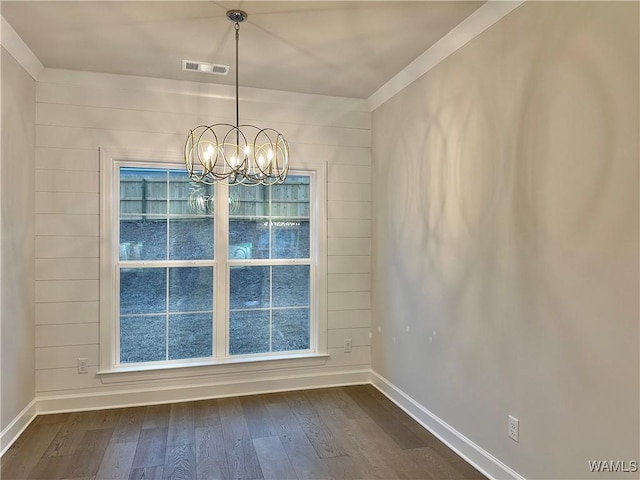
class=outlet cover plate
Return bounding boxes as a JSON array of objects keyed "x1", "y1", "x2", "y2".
[
  {"x1": 77, "y1": 357, "x2": 89, "y2": 374},
  {"x1": 508, "y1": 415, "x2": 519, "y2": 442}
]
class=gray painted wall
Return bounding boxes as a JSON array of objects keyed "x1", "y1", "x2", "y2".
[
  {"x1": 371, "y1": 2, "x2": 639, "y2": 478},
  {"x1": 1, "y1": 47, "x2": 36, "y2": 430}
]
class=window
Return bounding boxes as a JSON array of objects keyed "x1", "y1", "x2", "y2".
[
  {"x1": 100, "y1": 151, "x2": 327, "y2": 374},
  {"x1": 118, "y1": 168, "x2": 215, "y2": 364},
  {"x1": 228, "y1": 177, "x2": 312, "y2": 356}
]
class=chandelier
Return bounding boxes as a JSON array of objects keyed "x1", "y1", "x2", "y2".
[{"x1": 184, "y1": 10, "x2": 289, "y2": 186}]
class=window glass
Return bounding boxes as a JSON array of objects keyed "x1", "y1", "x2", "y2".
[
  {"x1": 169, "y1": 172, "x2": 214, "y2": 216},
  {"x1": 229, "y1": 310, "x2": 270, "y2": 356},
  {"x1": 229, "y1": 176, "x2": 310, "y2": 260},
  {"x1": 120, "y1": 268, "x2": 166, "y2": 315},
  {"x1": 272, "y1": 309, "x2": 310, "y2": 352},
  {"x1": 120, "y1": 315, "x2": 166, "y2": 363},
  {"x1": 271, "y1": 220, "x2": 310, "y2": 259},
  {"x1": 228, "y1": 219, "x2": 269, "y2": 260},
  {"x1": 120, "y1": 168, "x2": 167, "y2": 215},
  {"x1": 169, "y1": 313, "x2": 213, "y2": 360},
  {"x1": 272, "y1": 265, "x2": 310, "y2": 307},
  {"x1": 229, "y1": 266, "x2": 270, "y2": 310},
  {"x1": 119, "y1": 266, "x2": 214, "y2": 364},
  {"x1": 169, "y1": 267, "x2": 213, "y2": 313},
  {"x1": 169, "y1": 218, "x2": 214, "y2": 260}
]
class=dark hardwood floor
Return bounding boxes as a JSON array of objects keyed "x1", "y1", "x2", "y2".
[{"x1": 1, "y1": 385, "x2": 487, "y2": 480}]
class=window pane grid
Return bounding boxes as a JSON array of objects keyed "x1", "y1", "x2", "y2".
[
  {"x1": 226, "y1": 174, "x2": 312, "y2": 357},
  {"x1": 229, "y1": 263, "x2": 311, "y2": 356},
  {"x1": 118, "y1": 265, "x2": 214, "y2": 364},
  {"x1": 115, "y1": 166, "x2": 314, "y2": 366},
  {"x1": 117, "y1": 166, "x2": 215, "y2": 366}
]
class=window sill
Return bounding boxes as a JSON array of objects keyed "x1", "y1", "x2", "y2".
[{"x1": 97, "y1": 352, "x2": 330, "y2": 384}]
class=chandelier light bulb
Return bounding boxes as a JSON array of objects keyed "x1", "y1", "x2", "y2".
[{"x1": 203, "y1": 144, "x2": 214, "y2": 160}]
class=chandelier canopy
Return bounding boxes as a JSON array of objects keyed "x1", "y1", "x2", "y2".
[{"x1": 185, "y1": 10, "x2": 290, "y2": 186}]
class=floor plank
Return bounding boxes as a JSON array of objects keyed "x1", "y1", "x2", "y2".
[
  {"x1": 195, "y1": 425, "x2": 230, "y2": 480},
  {"x1": 193, "y1": 399, "x2": 220, "y2": 428},
  {"x1": 264, "y1": 398, "x2": 330, "y2": 480},
  {"x1": 129, "y1": 465, "x2": 164, "y2": 480},
  {"x1": 240, "y1": 395, "x2": 277, "y2": 439},
  {"x1": 43, "y1": 411, "x2": 100, "y2": 457},
  {"x1": 321, "y1": 455, "x2": 369, "y2": 480},
  {"x1": 167, "y1": 402, "x2": 195, "y2": 446},
  {"x1": 284, "y1": 391, "x2": 348, "y2": 459},
  {"x1": 2, "y1": 423, "x2": 63, "y2": 479},
  {"x1": 306, "y1": 390, "x2": 398, "y2": 479},
  {"x1": 65, "y1": 428, "x2": 114, "y2": 478},
  {"x1": 451, "y1": 459, "x2": 489, "y2": 480},
  {"x1": 90, "y1": 409, "x2": 123, "y2": 430},
  {"x1": 218, "y1": 397, "x2": 263, "y2": 480},
  {"x1": 406, "y1": 446, "x2": 465, "y2": 480},
  {"x1": 253, "y1": 436, "x2": 298, "y2": 480},
  {"x1": 131, "y1": 427, "x2": 168, "y2": 469},
  {"x1": 163, "y1": 444, "x2": 196, "y2": 480},
  {"x1": 142, "y1": 405, "x2": 171, "y2": 430},
  {"x1": 366, "y1": 386, "x2": 466, "y2": 462},
  {"x1": 96, "y1": 441, "x2": 137, "y2": 480},
  {"x1": 112, "y1": 407, "x2": 146, "y2": 444},
  {"x1": 344, "y1": 385, "x2": 426, "y2": 449},
  {"x1": 26, "y1": 455, "x2": 75, "y2": 480}
]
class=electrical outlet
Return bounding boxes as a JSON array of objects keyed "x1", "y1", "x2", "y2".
[
  {"x1": 77, "y1": 358, "x2": 89, "y2": 374},
  {"x1": 508, "y1": 415, "x2": 519, "y2": 442},
  {"x1": 344, "y1": 339, "x2": 352, "y2": 353}
]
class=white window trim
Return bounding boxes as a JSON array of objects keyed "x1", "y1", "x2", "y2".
[{"x1": 99, "y1": 148, "x2": 328, "y2": 381}]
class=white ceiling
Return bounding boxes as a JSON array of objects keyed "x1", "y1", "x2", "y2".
[{"x1": 1, "y1": 1, "x2": 483, "y2": 99}]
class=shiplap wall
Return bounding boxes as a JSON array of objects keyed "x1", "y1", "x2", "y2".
[{"x1": 34, "y1": 69, "x2": 371, "y2": 398}]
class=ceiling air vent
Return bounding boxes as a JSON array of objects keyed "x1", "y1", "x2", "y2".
[{"x1": 182, "y1": 60, "x2": 229, "y2": 75}]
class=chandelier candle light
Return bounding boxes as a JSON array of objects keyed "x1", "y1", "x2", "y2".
[{"x1": 185, "y1": 10, "x2": 290, "y2": 186}]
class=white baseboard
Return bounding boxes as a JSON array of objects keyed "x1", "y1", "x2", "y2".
[
  {"x1": 370, "y1": 370, "x2": 525, "y2": 480},
  {"x1": 0, "y1": 399, "x2": 37, "y2": 456},
  {"x1": 36, "y1": 368, "x2": 371, "y2": 414}
]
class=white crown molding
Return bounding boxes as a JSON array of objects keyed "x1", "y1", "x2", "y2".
[
  {"x1": 371, "y1": 371, "x2": 526, "y2": 480},
  {"x1": 1, "y1": 15, "x2": 44, "y2": 80},
  {"x1": 367, "y1": 0, "x2": 525, "y2": 111},
  {"x1": 38, "y1": 68, "x2": 371, "y2": 113}
]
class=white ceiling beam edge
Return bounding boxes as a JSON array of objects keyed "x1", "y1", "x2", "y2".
[
  {"x1": 367, "y1": 0, "x2": 526, "y2": 112},
  {"x1": 0, "y1": 15, "x2": 44, "y2": 80}
]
